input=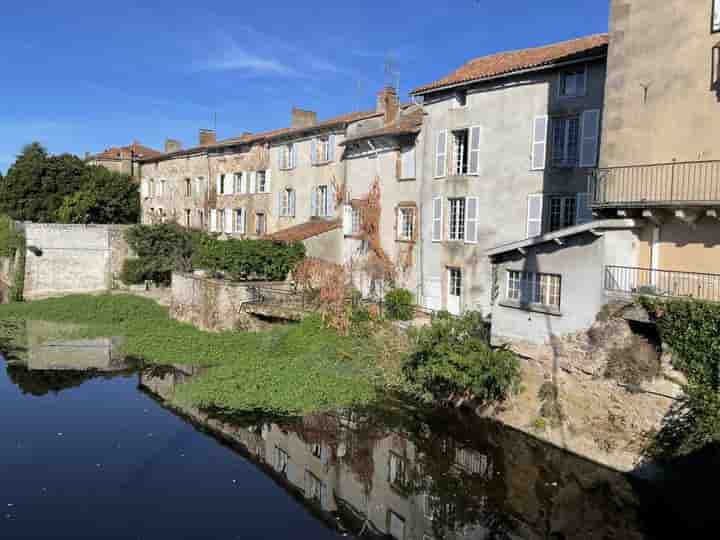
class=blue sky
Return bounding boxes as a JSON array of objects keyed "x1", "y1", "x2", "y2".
[{"x1": 0, "y1": 1, "x2": 609, "y2": 173}]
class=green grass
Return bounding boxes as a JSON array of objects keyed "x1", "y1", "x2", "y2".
[{"x1": 0, "y1": 294, "x2": 380, "y2": 415}]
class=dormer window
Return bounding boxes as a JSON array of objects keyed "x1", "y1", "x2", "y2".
[{"x1": 559, "y1": 66, "x2": 587, "y2": 98}]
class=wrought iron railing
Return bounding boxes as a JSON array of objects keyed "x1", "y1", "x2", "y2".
[
  {"x1": 590, "y1": 160, "x2": 720, "y2": 207},
  {"x1": 603, "y1": 265, "x2": 720, "y2": 302}
]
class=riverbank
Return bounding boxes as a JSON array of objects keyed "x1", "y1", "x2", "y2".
[{"x1": 0, "y1": 294, "x2": 409, "y2": 415}]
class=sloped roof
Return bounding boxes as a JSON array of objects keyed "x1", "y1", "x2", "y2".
[
  {"x1": 412, "y1": 34, "x2": 608, "y2": 95},
  {"x1": 265, "y1": 219, "x2": 342, "y2": 243},
  {"x1": 89, "y1": 142, "x2": 163, "y2": 160},
  {"x1": 341, "y1": 106, "x2": 424, "y2": 146}
]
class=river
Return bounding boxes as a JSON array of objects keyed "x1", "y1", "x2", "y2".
[{"x1": 0, "y1": 323, "x2": 714, "y2": 539}]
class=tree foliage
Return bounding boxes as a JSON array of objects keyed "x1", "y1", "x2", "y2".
[
  {"x1": 0, "y1": 142, "x2": 139, "y2": 224},
  {"x1": 124, "y1": 223, "x2": 195, "y2": 284},
  {"x1": 384, "y1": 288, "x2": 414, "y2": 321},
  {"x1": 404, "y1": 312, "x2": 521, "y2": 403}
]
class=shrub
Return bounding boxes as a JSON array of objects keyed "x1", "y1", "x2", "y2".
[
  {"x1": 0, "y1": 214, "x2": 22, "y2": 258},
  {"x1": 405, "y1": 311, "x2": 521, "y2": 403},
  {"x1": 193, "y1": 238, "x2": 305, "y2": 281},
  {"x1": 125, "y1": 224, "x2": 195, "y2": 285},
  {"x1": 384, "y1": 288, "x2": 414, "y2": 321},
  {"x1": 120, "y1": 258, "x2": 147, "y2": 285}
]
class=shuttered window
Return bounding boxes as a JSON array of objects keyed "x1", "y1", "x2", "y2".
[
  {"x1": 431, "y1": 197, "x2": 443, "y2": 242},
  {"x1": 234, "y1": 209, "x2": 245, "y2": 234},
  {"x1": 434, "y1": 130, "x2": 447, "y2": 178},
  {"x1": 579, "y1": 109, "x2": 601, "y2": 167},
  {"x1": 552, "y1": 117, "x2": 580, "y2": 167},
  {"x1": 465, "y1": 196, "x2": 478, "y2": 243},
  {"x1": 468, "y1": 126, "x2": 481, "y2": 175},
  {"x1": 531, "y1": 116, "x2": 548, "y2": 170},
  {"x1": 448, "y1": 198, "x2": 466, "y2": 241},
  {"x1": 400, "y1": 145, "x2": 416, "y2": 179},
  {"x1": 526, "y1": 193, "x2": 543, "y2": 237},
  {"x1": 576, "y1": 192, "x2": 593, "y2": 224}
]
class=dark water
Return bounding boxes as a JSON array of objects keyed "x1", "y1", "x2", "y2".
[{"x1": 0, "y1": 322, "x2": 716, "y2": 539}]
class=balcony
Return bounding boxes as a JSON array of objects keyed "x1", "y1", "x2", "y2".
[
  {"x1": 590, "y1": 160, "x2": 720, "y2": 208},
  {"x1": 604, "y1": 265, "x2": 720, "y2": 302}
]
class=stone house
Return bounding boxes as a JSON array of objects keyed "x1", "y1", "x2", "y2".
[
  {"x1": 489, "y1": 0, "x2": 720, "y2": 352},
  {"x1": 410, "y1": 35, "x2": 607, "y2": 316},
  {"x1": 85, "y1": 141, "x2": 162, "y2": 179}
]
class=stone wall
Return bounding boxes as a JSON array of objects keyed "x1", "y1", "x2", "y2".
[{"x1": 22, "y1": 223, "x2": 132, "y2": 300}]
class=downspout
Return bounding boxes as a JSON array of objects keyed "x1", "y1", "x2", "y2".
[{"x1": 417, "y1": 116, "x2": 428, "y2": 307}]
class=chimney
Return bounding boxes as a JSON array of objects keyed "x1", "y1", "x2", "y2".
[
  {"x1": 165, "y1": 139, "x2": 183, "y2": 153},
  {"x1": 199, "y1": 129, "x2": 217, "y2": 146},
  {"x1": 376, "y1": 86, "x2": 399, "y2": 125},
  {"x1": 291, "y1": 107, "x2": 318, "y2": 129}
]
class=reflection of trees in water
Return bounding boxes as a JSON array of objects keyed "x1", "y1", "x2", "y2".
[
  {"x1": 6, "y1": 364, "x2": 100, "y2": 396},
  {"x1": 0, "y1": 319, "x2": 28, "y2": 363}
]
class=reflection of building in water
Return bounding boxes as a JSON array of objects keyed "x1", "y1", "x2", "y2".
[{"x1": 140, "y1": 367, "x2": 645, "y2": 540}]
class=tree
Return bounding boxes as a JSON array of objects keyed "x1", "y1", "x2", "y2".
[{"x1": 56, "y1": 166, "x2": 139, "y2": 224}]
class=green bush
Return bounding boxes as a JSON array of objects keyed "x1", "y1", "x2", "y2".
[
  {"x1": 384, "y1": 288, "x2": 414, "y2": 321},
  {"x1": 405, "y1": 311, "x2": 520, "y2": 403},
  {"x1": 125, "y1": 224, "x2": 195, "y2": 285},
  {"x1": 192, "y1": 237, "x2": 305, "y2": 281},
  {"x1": 0, "y1": 214, "x2": 22, "y2": 258},
  {"x1": 120, "y1": 258, "x2": 147, "y2": 285}
]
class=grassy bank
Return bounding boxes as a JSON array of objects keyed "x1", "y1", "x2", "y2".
[{"x1": 0, "y1": 294, "x2": 406, "y2": 414}]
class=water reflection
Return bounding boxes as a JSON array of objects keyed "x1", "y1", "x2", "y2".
[{"x1": 140, "y1": 367, "x2": 648, "y2": 540}]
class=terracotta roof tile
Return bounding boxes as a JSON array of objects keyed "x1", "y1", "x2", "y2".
[
  {"x1": 412, "y1": 34, "x2": 608, "y2": 95},
  {"x1": 265, "y1": 219, "x2": 341, "y2": 243},
  {"x1": 90, "y1": 142, "x2": 163, "y2": 160}
]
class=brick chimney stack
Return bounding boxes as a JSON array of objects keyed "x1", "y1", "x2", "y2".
[
  {"x1": 165, "y1": 139, "x2": 183, "y2": 153},
  {"x1": 291, "y1": 107, "x2": 318, "y2": 129},
  {"x1": 199, "y1": 129, "x2": 217, "y2": 146},
  {"x1": 376, "y1": 86, "x2": 399, "y2": 125}
]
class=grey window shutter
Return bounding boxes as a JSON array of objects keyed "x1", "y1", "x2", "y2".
[
  {"x1": 432, "y1": 197, "x2": 442, "y2": 241},
  {"x1": 579, "y1": 109, "x2": 601, "y2": 167},
  {"x1": 465, "y1": 197, "x2": 479, "y2": 243},
  {"x1": 576, "y1": 192, "x2": 593, "y2": 224},
  {"x1": 531, "y1": 116, "x2": 548, "y2": 170},
  {"x1": 435, "y1": 130, "x2": 447, "y2": 177},
  {"x1": 328, "y1": 185, "x2": 336, "y2": 217},
  {"x1": 468, "y1": 126, "x2": 481, "y2": 175},
  {"x1": 328, "y1": 134, "x2": 336, "y2": 161},
  {"x1": 526, "y1": 193, "x2": 544, "y2": 237},
  {"x1": 310, "y1": 188, "x2": 317, "y2": 217}
]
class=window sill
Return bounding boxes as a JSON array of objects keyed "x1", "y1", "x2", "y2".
[
  {"x1": 398, "y1": 177, "x2": 416, "y2": 182},
  {"x1": 311, "y1": 160, "x2": 333, "y2": 167},
  {"x1": 499, "y1": 300, "x2": 561, "y2": 317},
  {"x1": 396, "y1": 238, "x2": 414, "y2": 243}
]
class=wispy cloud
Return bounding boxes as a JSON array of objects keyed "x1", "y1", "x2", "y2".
[{"x1": 196, "y1": 38, "x2": 295, "y2": 76}]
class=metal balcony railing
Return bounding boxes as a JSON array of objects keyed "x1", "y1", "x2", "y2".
[
  {"x1": 589, "y1": 160, "x2": 720, "y2": 207},
  {"x1": 603, "y1": 265, "x2": 720, "y2": 302}
]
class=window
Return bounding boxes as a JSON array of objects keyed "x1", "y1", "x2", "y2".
[
  {"x1": 234, "y1": 209, "x2": 245, "y2": 234},
  {"x1": 313, "y1": 136, "x2": 333, "y2": 163},
  {"x1": 713, "y1": 0, "x2": 720, "y2": 32},
  {"x1": 280, "y1": 188, "x2": 295, "y2": 217},
  {"x1": 280, "y1": 143, "x2": 296, "y2": 170},
  {"x1": 549, "y1": 196, "x2": 577, "y2": 232},
  {"x1": 313, "y1": 185, "x2": 331, "y2": 217},
  {"x1": 274, "y1": 447, "x2": 289, "y2": 475},
  {"x1": 256, "y1": 171, "x2": 268, "y2": 193},
  {"x1": 352, "y1": 207, "x2": 361, "y2": 234},
  {"x1": 218, "y1": 174, "x2": 227, "y2": 195},
  {"x1": 184, "y1": 209, "x2": 191, "y2": 228},
  {"x1": 311, "y1": 443, "x2": 323, "y2": 459},
  {"x1": 455, "y1": 90, "x2": 467, "y2": 108},
  {"x1": 234, "y1": 172, "x2": 244, "y2": 194},
  {"x1": 449, "y1": 268, "x2": 462, "y2": 298},
  {"x1": 448, "y1": 198, "x2": 466, "y2": 241},
  {"x1": 452, "y1": 129, "x2": 469, "y2": 175},
  {"x1": 507, "y1": 271, "x2": 561, "y2": 309},
  {"x1": 184, "y1": 178, "x2": 191, "y2": 197},
  {"x1": 159, "y1": 179, "x2": 166, "y2": 197},
  {"x1": 304, "y1": 471, "x2": 325, "y2": 505},
  {"x1": 255, "y1": 212, "x2": 266, "y2": 236},
  {"x1": 399, "y1": 145, "x2": 416, "y2": 179},
  {"x1": 551, "y1": 116, "x2": 580, "y2": 167},
  {"x1": 455, "y1": 448, "x2": 492, "y2": 478},
  {"x1": 397, "y1": 207, "x2": 415, "y2": 241},
  {"x1": 197, "y1": 210, "x2": 204, "y2": 229},
  {"x1": 559, "y1": 66, "x2": 587, "y2": 98},
  {"x1": 217, "y1": 209, "x2": 225, "y2": 233},
  {"x1": 149, "y1": 179, "x2": 156, "y2": 197},
  {"x1": 388, "y1": 451, "x2": 408, "y2": 490},
  {"x1": 194, "y1": 177, "x2": 204, "y2": 196}
]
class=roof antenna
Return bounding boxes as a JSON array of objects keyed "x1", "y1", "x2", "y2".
[
  {"x1": 213, "y1": 112, "x2": 217, "y2": 132},
  {"x1": 384, "y1": 52, "x2": 400, "y2": 94}
]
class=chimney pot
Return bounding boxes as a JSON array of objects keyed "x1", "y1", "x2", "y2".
[
  {"x1": 165, "y1": 139, "x2": 183, "y2": 153},
  {"x1": 376, "y1": 86, "x2": 399, "y2": 125}
]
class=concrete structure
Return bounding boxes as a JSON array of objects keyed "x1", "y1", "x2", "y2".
[
  {"x1": 85, "y1": 141, "x2": 162, "y2": 179},
  {"x1": 589, "y1": 0, "x2": 720, "y2": 287},
  {"x1": 411, "y1": 35, "x2": 607, "y2": 316},
  {"x1": 22, "y1": 223, "x2": 132, "y2": 299}
]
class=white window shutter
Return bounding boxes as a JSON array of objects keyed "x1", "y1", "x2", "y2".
[
  {"x1": 343, "y1": 205, "x2": 353, "y2": 235},
  {"x1": 432, "y1": 197, "x2": 442, "y2": 242},
  {"x1": 328, "y1": 134, "x2": 336, "y2": 161},
  {"x1": 216, "y1": 174, "x2": 222, "y2": 195},
  {"x1": 531, "y1": 116, "x2": 548, "y2": 170},
  {"x1": 225, "y1": 174, "x2": 234, "y2": 195},
  {"x1": 396, "y1": 208, "x2": 402, "y2": 239},
  {"x1": 237, "y1": 173, "x2": 244, "y2": 194},
  {"x1": 435, "y1": 130, "x2": 447, "y2": 178},
  {"x1": 328, "y1": 184, "x2": 336, "y2": 217},
  {"x1": 401, "y1": 146, "x2": 416, "y2": 179},
  {"x1": 210, "y1": 209, "x2": 217, "y2": 232},
  {"x1": 576, "y1": 192, "x2": 593, "y2": 224},
  {"x1": 290, "y1": 190, "x2": 296, "y2": 216},
  {"x1": 310, "y1": 188, "x2": 317, "y2": 217},
  {"x1": 465, "y1": 196, "x2": 479, "y2": 243},
  {"x1": 526, "y1": 193, "x2": 544, "y2": 237},
  {"x1": 265, "y1": 169, "x2": 271, "y2": 193},
  {"x1": 141, "y1": 180, "x2": 149, "y2": 198},
  {"x1": 277, "y1": 191, "x2": 283, "y2": 217},
  {"x1": 291, "y1": 144, "x2": 298, "y2": 168},
  {"x1": 249, "y1": 172, "x2": 256, "y2": 194},
  {"x1": 310, "y1": 139, "x2": 317, "y2": 164},
  {"x1": 468, "y1": 126, "x2": 481, "y2": 175},
  {"x1": 580, "y1": 109, "x2": 601, "y2": 167}
]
